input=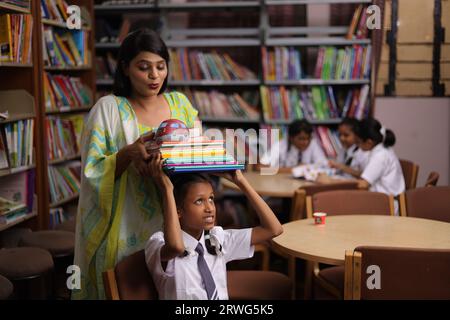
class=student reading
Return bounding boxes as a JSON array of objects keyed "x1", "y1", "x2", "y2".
[
  {"x1": 73, "y1": 28, "x2": 199, "y2": 299},
  {"x1": 259, "y1": 119, "x2": 327, "y2": 173},
  {"x1": 145, "y1": 158, "x2": 283, "y2": 300}
]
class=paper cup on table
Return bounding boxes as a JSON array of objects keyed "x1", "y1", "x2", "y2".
[{"x1": 313, "y1": 212, "x2": 327, "y2": 225}]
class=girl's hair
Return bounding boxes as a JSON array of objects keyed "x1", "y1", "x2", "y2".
[
  {"x1": 113, "y1": 28, "x2": 170, "y2": 97},
  {"x1": 288, "y1": 119, "x2": 313, "y2": 138},
  {"x1": 171, "y1": 173, "x2": 219, "y2": 255},
  {"x1": 359, "y1": 118, "x2": 396, "y2": 147},
  {"x1": 340, "y1": 117, "x2": 361, "y2": 136}
]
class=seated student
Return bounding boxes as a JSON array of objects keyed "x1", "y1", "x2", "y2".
[
  {"x1": 144, "y1": 154, "x2": 283, "y2": 300},
  {"x1": 259, "y1": 119, "x2": 327, "y2": 174},
  {"x1": 329, "y1": 117, "x2": 369, "y2": 178},
  {"x1": 357, "y1": 118, "x2": 405, "y2": 198}
]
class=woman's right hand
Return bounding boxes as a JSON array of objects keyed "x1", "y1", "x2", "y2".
[{"x1": 129, "y1": 132, "x2": 156, "y2": 176}]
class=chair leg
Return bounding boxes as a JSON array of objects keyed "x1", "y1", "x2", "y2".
[
  {"x1": 304, "y1": 261, "x2": 314, "y2": 300},
  {"x1": 288, "y1": 257, "x2": 296, "y2": 299}
]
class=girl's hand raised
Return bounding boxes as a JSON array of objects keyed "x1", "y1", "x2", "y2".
[
  {"x1": 213, "y1": 169, "x2": 245, "y2": 186},
  {"x1": 147, "y1": 153, "x2": 173, "y2": 191}
]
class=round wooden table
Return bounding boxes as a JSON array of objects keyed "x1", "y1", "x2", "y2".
[
  {"x1": 221, "y1": 172, "x2": 314, "y2": 197},
  {"x1": 272, "y1": 215, "x2": 450, "y2": 265}
]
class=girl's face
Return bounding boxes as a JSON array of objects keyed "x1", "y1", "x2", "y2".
[
  {"x1": 338, "y1": 124, "x2": 357, "y2": 149},
  {"x1": 290, "y1": 131, "x2": 311, "y2": 152},
  {"x1": 178, "y1": 182, "x2": 216, "y2": 240},
  {"x1": 359, "y1": 139, "x2": 375, "y2": 151},
  {"x1": 124, "y1": 51, "x2": 167, "y2": 98}
]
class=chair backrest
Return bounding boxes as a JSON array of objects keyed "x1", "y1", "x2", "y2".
[
  {"x1": 103, "y1": 249, "x2": 158, "y2": 300},
  {"x1": 425, "y1": 171, "x2": 439, "y2": 187},
  {"x1": 399, "y1": 186, "x2": 450, "y2": 223},
  {"x1": 399, "y1": 159, "x2": 419, "y2": 190},
  {"x1": 291, "y1": 181, "x2": 360, "y2": 220},
  {"x1": 344, "y1": 246, "x2": 450, "y2": 300},
  {"x1": 307, "y1": 190, "x2": 395, "y2": 218}
]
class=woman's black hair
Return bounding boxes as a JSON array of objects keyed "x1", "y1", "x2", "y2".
[
  {"x1": 359, "y1": 118, "x2": 396, "y2": 147},
  {"x1": 288, "y1": 119, "x2": 313, "y2": 138},
  {"x1": 113, "y1": 28, "x2": 170, "y2": 97},
  {"x1": 171, "y1": 173, "x2": 219, "y2": 256},
  {"x1": 339, "y1": 117, "x2": 361, "y2": 137}
]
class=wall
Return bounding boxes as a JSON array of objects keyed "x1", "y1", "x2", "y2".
[{"x1": 375, "y1": 98, "x2": 450, "y2": 186}]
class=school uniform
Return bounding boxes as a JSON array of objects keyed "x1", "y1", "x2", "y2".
[
  {"x1": 338, "y1": 144, "x2": 370, "y2": 171},
  {"x1": 145, "y1": 227, "x2": 254, "y2": 300},
  {"x1": 259, "y1": 137, "x2": 327, "y2": 169},
  {"x1": 360, "y1": 144, "x2": 405, "y2": 196}
]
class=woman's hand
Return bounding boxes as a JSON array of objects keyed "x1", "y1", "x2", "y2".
[
  {"x1": 129, "y1": 132, "x2": 156, "y2": 176},
  {"x1": 147, "y1": 153, "x2": 173, "y2": 191}
]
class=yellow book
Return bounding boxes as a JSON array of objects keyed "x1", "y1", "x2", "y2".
[
  {"x1": 161, "y1": 148, "x2": 226, "y2": 158},
  {"x1": 63, "y1": 34, "x2": 82, "y2": 65},
  {"x1": 54, "y1": 32, "x2": 75, "y2": 65},
  {"x1": 0, "y1": 14, "x2": 13, "y2": 62}
]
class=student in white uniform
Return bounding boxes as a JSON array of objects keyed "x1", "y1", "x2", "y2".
[
  {"x1": 145, "y1": 155, "x2": 283, "y2": 300},
  {"x1": 259, "y1": 119, "x2": 327, "y2": 174},
  {"x1": 329, "y1": 117, "x2": 369, "y2": 178},
  {"x1": 357, "y1": 118, "x2": 405, "y2": 198}
]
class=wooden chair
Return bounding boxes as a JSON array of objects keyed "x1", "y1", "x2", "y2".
[
  {"x1": 307, "y1": 190, "x2": 395, "y2": 300},
  {"x1": 399, "y1": 159, "x2": 419, "y2": 190},
  {"x1": 399, "y1": 186, "x2": 450, "y2": 223},
  {"x1": 103, "y1": 249, "x2": 292, "y2": 300},
  {"x1": 424, "y1": 171, "x2": 439, "y2": 187},
  {"x1": 342, "y1": 246, "x2": 450, "y2": 300}
]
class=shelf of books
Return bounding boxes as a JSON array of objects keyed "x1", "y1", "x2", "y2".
[
  {"x1": 37, "y1": 0, "x2": 95, "y2": 229},
  {"x1": 92, "y1": 0, "x2": 375, "y2": 164}
]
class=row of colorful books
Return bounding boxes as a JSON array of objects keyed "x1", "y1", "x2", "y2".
[
  {"x1": 314, "y1": 45, "x2": 371, "y2": 80},
  {"x1": 1, "y1": 0, "x2": 30, "y2": 10},
  {"x1": 346, "y1": 4, "x2": 370, "y2": 40},
  {"x1": 0, "y1": 13, "x2": 33, "y2": 63},
  {"x1": 159, "y1": 137, "x2": 244, "y2": 173},
  {"x1": 262, "y1": 47, "x2": 302, "y2": 81},
  {"x1": 0, "y1": 119, "x2": 34, "y2": 169},
  {"x1": 42, "y1": 26, "x2": 90, "y2": 67},
  {"x1": 95, "y1": 52, "x2": 117, "y2": 79},
  {"x1": 169, "y1": 49, "x2": 257, "y2": 81},
  {"x1": 46, "y1": 114, "x2": 84, "y2": 161},
  {"x1": 183, "y1": 89, "x2": 260, "y2": 120},
  {"x1": 260, "y1": 85, "x2": 369, "y2": 121},
  {"x1": 48, "y1": 206, "x2": 72, "y2": 229},
  {"x1": 44, "y1": 72, "x2": 92, "y2": 110},
  {"x1": 48, "y1": 161, "x2": 80, "y2": 204},
  {"x1": 40, "y1": 0, "x2": 68, "y2": 23}
]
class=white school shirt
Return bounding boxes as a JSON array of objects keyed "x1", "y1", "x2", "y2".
[
  {"x1": 361, "y1": 144, "x2": 405, "y2": 196},
  {"x1": 145, "y1": 227, "x2": 254, "y2": 300},
  {"x1": 337, "y1": 144, "x2": 370, "y2": 171},
  {"x1": 259, "y1": 137, "x2": 328, "y2": 168}
]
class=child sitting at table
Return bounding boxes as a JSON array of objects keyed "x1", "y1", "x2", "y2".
[
  {"x1": 329, "y1": 117, "x2": 369, "y2": 178},
  {"x1": 144, "y1": 154, "x2": 283, "y2": 300},
  {"x1": 259, "y1": 119, "x2": 327, "y2": 174}
]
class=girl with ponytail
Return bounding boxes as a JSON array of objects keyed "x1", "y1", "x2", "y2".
[{"x1": 357, "y1": 118, "x2": 405, "y2": 202}]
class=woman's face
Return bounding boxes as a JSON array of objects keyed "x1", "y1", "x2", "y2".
[
  {"x1": 290, "y1": 131, "x2": 311, "y2": 152},
  {"x1": 178, "y1": 182, "x2": 216, "y2": 240},
  {"x1": 338, "y1": 124, "x2": 357, "y2": 149},
  {"x1": 124, "y1": 51, "x2": 167, "y2": 98}
]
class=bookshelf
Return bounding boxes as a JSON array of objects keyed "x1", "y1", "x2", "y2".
[
  {"x1": 0, "y1": 0, "x2": 95, "y2": 232},
  {"x1": 93, "y1": 0, "x2": 378, "y2": 160}
]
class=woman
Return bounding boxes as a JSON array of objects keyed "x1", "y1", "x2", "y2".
[{"x1": 72, "y1": 29, "x2": 199, "y2": 299}]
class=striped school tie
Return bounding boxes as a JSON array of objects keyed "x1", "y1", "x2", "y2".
[{"x1": 195, "y1": 243, "x2": 219, "y2": 300}]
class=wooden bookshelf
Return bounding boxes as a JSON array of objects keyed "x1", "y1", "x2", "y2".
[{"x1": 0, "y1": 1, "x2": 30, "y2": 13}]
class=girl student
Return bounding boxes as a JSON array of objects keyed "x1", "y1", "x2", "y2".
[
  {"x1": 145, "y1": 154, "x2": 283, "y2": 300},
  {"x1": 328, "y1": 117, "x2": 369, "y2": 178},
  {"x1": 357, "y1": 118, "x2": 405, "y2": 197},
  {"x1": 259, "y1": 119, "x2": 327, "y2": 174}
]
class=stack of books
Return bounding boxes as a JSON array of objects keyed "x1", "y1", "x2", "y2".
[
  {"x1": 0, "y1": 196, "x2": 28, "y2": 225},
  {"x1": 160, "y1": 138, "x2": 244, "y2": 173}
]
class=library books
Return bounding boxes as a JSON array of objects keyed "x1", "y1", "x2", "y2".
[
  {"x1": 314, "y1": 45, "x2": 372, "y2": 80},
  {"x1": 346, "y1": 4, "x2": 369, "y2": 40},
  {"x1": 48, "y1": 161, "x2": 80, "y2": 204},
  {"x1": 183, "y1": 89, "x2": 260, "y2": 120},
  {"x1": 160, "y1": 138, "x2": 244, "y2": 173},
  {"x1": 0, "y1": 119, "x2": 34, "y2": 168},
  {"x1": 46, "y1": 115, "x2": 84, "y2": 161},
  {"x1": 1, "y1": 1, "x2": 31, "y2": 10},
  {"x1": 44, "y1": 72, "x2": 92, "y2": 110},
  {"x1": 0, "y1": 169, "x2": 35, "y2": 212},
  {"x1": 42, "y1": 26, "x2": 90, "y2": 67},
  {"x1": 169, "y1": 49, "x2": 257, "y2": 81},
  {"x1": 260, "y1": 85, "x2": 369, "y2": 122},
  {"x1": 0, "y1": 195, "x2": 28, "y2": 224},
  {"x1": 262, "y1": 47, "x2": 303, "y2": 81},
  {"x1": 0, "y1": 13, "x2": 33, "y2": 63},
  {"x1": 315, "y1": 126, "x2": 342, "y2": 159},
  {"x1": 41, "y1": 0, "x2": 68, "y2": 23},
  {"x1": 95, "y1": 52, "x2": 117, "y2": 79}
]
